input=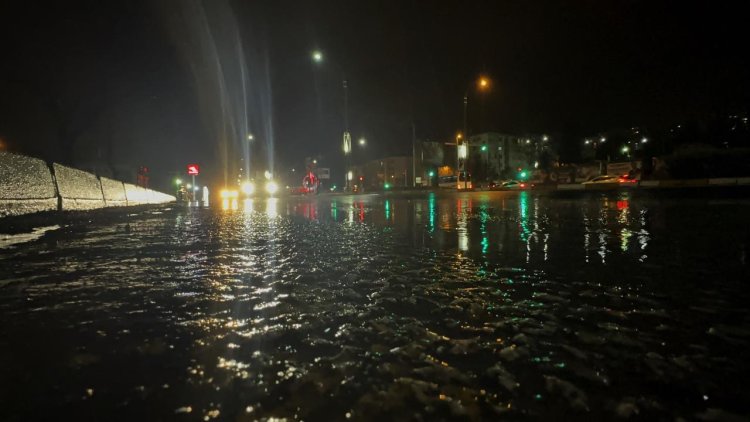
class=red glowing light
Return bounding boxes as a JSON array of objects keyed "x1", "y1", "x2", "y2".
[{"x1": 187, "y1": 164, "x2": 200, "y2": 175}]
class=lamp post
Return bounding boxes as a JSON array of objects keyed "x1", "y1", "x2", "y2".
[
  {"x1": 457, "y1": 133, "x2": 468, "y2": 189},
  {"x1": 342, "y1": 79, "x2": 352, "y2": 191},
  {"x1": 460, "y1": 76, "x2": 491, "y2": 189}
]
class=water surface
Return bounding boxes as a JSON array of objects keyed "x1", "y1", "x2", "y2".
[{"x1": 1, "y1": 191, "x2": 749, "y2": 420}]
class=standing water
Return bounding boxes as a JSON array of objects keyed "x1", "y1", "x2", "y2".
[{"x1": 1, "y1": 190, "x2": 749, "y2": 420}]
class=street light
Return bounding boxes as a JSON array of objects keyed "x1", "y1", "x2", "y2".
[
  {"x1": 461, "y1": 76, "x2": 491, "y2": 189},
  {"x1": 247, "y1": 134, "x2": 254, "y2": 141},
  {"x1": 358, "y1": 137, "x2": 366, "y2": 146},
  {"x1": 312, "y1": 50, "x2": 323, "y2": 63}
]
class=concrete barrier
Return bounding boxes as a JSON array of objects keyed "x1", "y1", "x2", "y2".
[
  {"x1": 122, "y1": 185, "x2": 175, "y2": 205},
  {"x1": 148, "y1": 190, "x2": 176, "y2": 203},
  {"x1": 0, "y1": 152, "x2": 58, "y2": 217},
  {"x1": 100, "y1": 177, "x2": 128, "y2": 206},
  {"x1": 53, "y1": 163, "x2": 106, "y2": 210},
  {"x1": 2, "y1": 152, "x2": 175, "y2": 218},
  {"x1": 123, "y1": 183, "x2": 149, "y2": 205}
]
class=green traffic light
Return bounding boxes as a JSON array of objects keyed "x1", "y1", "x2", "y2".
[
  {"x1": 481, "y1": 145, "x2": 487, "y2": 151},
  {"x1": 428, "y1": 171, "x2": 435, "y2": 177},
  {"x1": 384, "y1": 183, "x2": 391, "y2": 189}
]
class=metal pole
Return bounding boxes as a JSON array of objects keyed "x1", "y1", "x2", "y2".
[
  {"x1": 411, "y1": 123, "x2": 416, "y2": 187},
  {"x1": 343, "y1": 79, "x2": 350, "y2": 191},
  {"x1": 462, "y1": 93, "x2": 468, "y2": 189}
]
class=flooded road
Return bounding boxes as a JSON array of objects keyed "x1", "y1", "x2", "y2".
[{"x1": 1, "y1": 191, "x2": 749, "y2": 420}]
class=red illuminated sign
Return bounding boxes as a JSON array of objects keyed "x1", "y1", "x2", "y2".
[{"x1": 187, "y1": 164, "x2": 200, "y2": 175}]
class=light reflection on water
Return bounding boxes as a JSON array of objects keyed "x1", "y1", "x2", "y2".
[
  {"x1": 278, "y1": 191, "x2": 654, "y2": 269},
  {"x1": 2, "y1": 191, "x2": 750, "y2": 420}
]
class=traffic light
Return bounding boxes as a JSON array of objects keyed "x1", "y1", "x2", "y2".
[
  {"x1": 481, "y1": 144, "x2": 487, "y2": 152},
  {"x1": 428, "y1": 171, "x2": 435, "y2": 177}
]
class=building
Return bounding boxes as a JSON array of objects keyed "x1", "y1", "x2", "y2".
[
  {"x1": 350, "y1": 156, "x2": 412, "y2": 190},
  {"x1": 465, "y1": 132, "x2": 538, "y2": 182}
]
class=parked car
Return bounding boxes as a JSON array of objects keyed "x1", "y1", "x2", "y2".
[
  {"x1": 500, "y1": 180, "x2": 528, "y2": 190},
  {"x1": 582, "y1": 175, "x2": 638, "y2": 185}
]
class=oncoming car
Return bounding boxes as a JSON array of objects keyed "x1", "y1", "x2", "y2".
[{"x1": 243, "y1": 180, "x2": 279, "y2": 196}]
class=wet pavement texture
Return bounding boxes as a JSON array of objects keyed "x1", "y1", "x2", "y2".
[{"x1": 1, "y1": 191, "x2": 749, "y2": 421}]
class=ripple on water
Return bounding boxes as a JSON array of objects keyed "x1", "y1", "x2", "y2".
[{"x1": 0, "y1": 197, "x2": 749, "y2": 420}]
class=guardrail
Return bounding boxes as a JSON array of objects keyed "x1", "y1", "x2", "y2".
[{"x1": 1, "y1": 151, "x2": 175, "y2": 218}]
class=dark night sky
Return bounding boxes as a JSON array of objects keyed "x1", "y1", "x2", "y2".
[{"x1": 1, "y1": 1, "x2": 749, "y2": 189}]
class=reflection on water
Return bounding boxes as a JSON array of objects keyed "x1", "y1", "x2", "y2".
[
  {"x1": 213, "y1": 192, "x2": 749, "y2": 282},
  {"x1": 277, "y1": 192, "x2": 659, "y2": 268},
  {"x1": 221, "y1": 198, "x2": 239, "y2": 210},
  {"x1": 3, "y1": 191, "x2": 750, "y2": 420}
]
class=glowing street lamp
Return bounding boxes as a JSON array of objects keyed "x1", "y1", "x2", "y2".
[
  {"x1": 247, "y1": 134, "x2": 254, "y2": 141},
  {"x1": 478, "y1": 77, "x2": 490, "y2": 90},
  {"x1": 358, "y1": 137, "x2": 366, "y2": 146},
  {"x1": 621, "y1": 146, "x2": 630, "y2": 154},
  {"x1": 312, "y1": 50, "x2": 323, "y2": 63}
]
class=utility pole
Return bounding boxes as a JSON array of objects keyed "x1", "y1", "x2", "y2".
[
  {"x1": 411, "y1": 123, "x2": 417, "y2": 187},
  {"x1": 342, "y1": 79, "x2": 352, "y2": 191},
  {"x1": 461, "y1": 93, "x2": 468, "y2": 189}
]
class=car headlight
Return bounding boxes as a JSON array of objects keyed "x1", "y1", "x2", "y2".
[
  {"x1": 265, "y1": 181, "x2": 278, "y2": 195},
  {"x1": 241, "y1": 182, "x2": 255, "y2": 195},
  {"x1": 220, "y1": 189, "x2": 239, "y2": 199}
]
